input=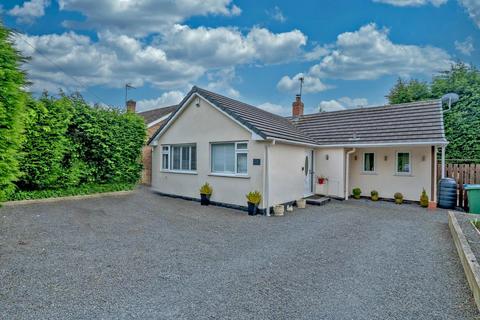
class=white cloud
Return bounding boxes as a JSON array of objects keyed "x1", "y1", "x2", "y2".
[
  {"x1": 458, "y1": 0, "x2": 480, "y2": 28},
  {"x1": 13, "y1": 31, "x2": 203, "y2": 93},
  {"x1": 455, "y1": 36, "x2": 475, "y2": 55},
  {"x1": 304, "y1": 45, "x2": 330, "y2": 61},
  {"x1": 136, "y1": 90, "x2": 184, "y2": 112},
  {"x1": 258, "y1": 102, "x2": 289, "y2": 115},
  {"x1": 8, "y1": 0, "x2": 50, "y2": 23},
  {"x1": 319, "y1": 97, "x2": 368, "y2": 112},
  {"x1": 372, "y1": 0, "x2": 447, "y2": 6},
  {"x1": 279, "y1": 23, "x2": 452, "y2": 89},
  {"x1": 267, "y1": 6, "x2": 286, "y2": 23},
  {"x1": 160, "y1": 25, "x2": 307, "y2": 67},
  {"x1": 277, "y1": 73, "x2": 329, "y2": 94},
  {"x1": 58, "y1": 0, "x2": 241, "y2": 36},
  {"x1": 205, "y1": 67, "x2": 240, "y2": 98},
  {"x1": 310, "y1": 23, "x2": 452, "y2": 80}
]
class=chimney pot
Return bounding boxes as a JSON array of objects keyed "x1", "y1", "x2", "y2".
[
  {"x1": 292, "y1": 95, "x2": 304, "y2": 117},
  {"x1": 126, "y1": 100, "x2": 136, "y2": 113}
]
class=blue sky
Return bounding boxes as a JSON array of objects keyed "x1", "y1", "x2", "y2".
[{"x1": 1, "y1": 0, "x2": 479, "y2": 114}]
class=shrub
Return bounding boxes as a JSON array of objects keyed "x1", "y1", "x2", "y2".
[
  {"x1": 17, "y1": 94, "x2": 74, "y2": 190},
  {"x1": 352, "y1": 187, "x2": 361, "y2": 199},
  {"x1": 7, "y1": 183, "x2": 135, "y2": 201},
  {"x1": 371, "y1": 190, "x2": 379, "y2": 201},
  {"x1": 420, "y1": 189, "x2": 429, "y2": 208},
  {"x1": 199, "y1": 182, "x2": 213, "y2": 195},
  {"x1": 394, "y1": 192, "x2": 404, "y2": 204},
  {"x1": 246, "y1": 191, "x2": 262, "y2": 205},
  {"x1": 0, "y1": 23, "x2": 27, "y2": 201}
]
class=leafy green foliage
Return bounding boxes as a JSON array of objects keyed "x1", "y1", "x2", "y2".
[
  {"x1": 352, "y1": 187, "x2": 361, "y2": 199},
  {"x1": 0, "y1": 23, "x2": 27, "y2": 201},
  {"x1": 68, "y1": 94, "x2": 146, "y2": 184},
  {"x1": 387, "y1": 63, "x2": 480, "y2": 161},
  {"x1": 7, "y1": 183, "x2": 135, "y2": 201},
  {"x1": 199, "y1": 182, "x2": 213, "y2": 195},
  {"x1": 370, "y1": 190, "x2": 379, "y2": 201},
  {"x1": 246, "y1": 190, "x2": 262, "y2": 205},
  {"x1": 420, "y1": 189, "x2": 429, "y2": 207},
  {"x1": 387, "y1": 78, "x2": 431, "y2": 104},
  {"x1": 17, "y1": 94, "x2": 74, "y2": 189}
]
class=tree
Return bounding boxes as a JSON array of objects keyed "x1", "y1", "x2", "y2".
[
  {"x1": 431, "y1": 63, "x2": 480, "y2": 161},
  {"x1": 0, "y1": 23, "x2": 27, "y2": 201},
  {"x1": 17, "y1": 93, "x2": 74, "y2": 190},
  {"x1": 387, "y1": 78, "x2": 431, "y2": 104},
  {"x1": 386, "y1": 63, "x2": 480, "y2": 161}
]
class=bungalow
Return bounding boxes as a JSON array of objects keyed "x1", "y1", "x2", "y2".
[{"x1": 148, "y1": 86, "x2": 448, "y2": 213}]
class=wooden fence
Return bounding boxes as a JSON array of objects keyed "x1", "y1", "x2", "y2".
[{"x1": 437, "y1": 163, "x2": 480, "y2": 209}]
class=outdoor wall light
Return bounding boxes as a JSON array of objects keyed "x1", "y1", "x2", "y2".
[
  {"x1": 384, "y1": 155, "x2": 388, "y2": 161},
  {"x1": 326, "y1": 154, "x2": 329, "y2": 160},
  {"x1": 354, "y1": 155, "x2": 357, "y2": 161},
  {"x1": 422, "y1": 155, "x2": 426, "y2": 161}
]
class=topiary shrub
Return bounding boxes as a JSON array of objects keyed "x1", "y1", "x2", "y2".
[
  {"x1": 420, "y1": 189, "x2": 429, "y2": 208},
  {"x1": 394, "y1": 192, "x2": 404, "y2": 204},
  {"x1": 352, "y1": 187, "x2": 361, "y2": 199},
  {"x1": 371, "y1": 190, "x2": 379, "y2": 201},
  {"x1": 246, "y1": 191, "x2": 262, "y2": 205}
]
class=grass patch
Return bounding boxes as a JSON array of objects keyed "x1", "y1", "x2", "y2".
[
  {"x1": 7, "y1": 183, "x2": 136, "y2": 201},
  {"x1": 471, "y1": 218, "x2": 480, "y2": 231}
]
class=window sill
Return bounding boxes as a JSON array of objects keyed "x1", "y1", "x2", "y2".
[
  {"x1": 161, "y1": 170, "x2": 198, "y2": 175},
  {"x1": 394, "y1": 173, "x2": 413, "y2": 177},
  {"x1": 361, "y1": 171, "x2": 378, "y2": 175},
  {"x1": 208, "y1": 173, "x2": 250, "y2": 179}
]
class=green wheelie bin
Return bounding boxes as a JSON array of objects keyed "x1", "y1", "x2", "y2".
[{"x1": 465, "y1": 184, "x2": 480, "y2": 214}]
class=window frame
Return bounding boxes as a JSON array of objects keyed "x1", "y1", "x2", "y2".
[
  {"x1": 395, "y1": 151, "x2": 412, "y2": 175},
  {"x1": 362, "y1": 152, "x2": 376, "y2": 174},
  {"x1": 210, "y1": 141, "x2": 249, "y2": 176},
  {"x1": 161, "y1": 146, "x2": 170, "y2": 170},
  {"x1": 161, "y1": 143, "x2": 197, "y2": 173}
]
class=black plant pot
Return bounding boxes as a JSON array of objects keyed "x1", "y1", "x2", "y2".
[
  {"x1": 200, "y1": 194, "x2": 210, "y2": 206},
  {"x1": 247, "y1": 202, "x2": 257, "y2": 215}
]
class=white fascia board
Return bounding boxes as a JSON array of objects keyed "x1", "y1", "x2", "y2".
[
  {"x1": 316, "y1": 141, "x2": 449, "y2": 148},
  {"x1": 266, "y1": 137, "x2": 319, "y2": 148},
  {"x1": 147, "y1": 113, "x2": 172, "y2": 128}
]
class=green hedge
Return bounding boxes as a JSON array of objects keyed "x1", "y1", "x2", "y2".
[
  {"x1": 7, "y1": 183, "x2": 136, "y2": 201},
  {"x1": 0, "y1": 23, "x2": 27, "y2": 201}
]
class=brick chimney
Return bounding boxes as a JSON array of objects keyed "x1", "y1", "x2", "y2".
[
  {"x1": 292, "y1": 94, "x2": 304, "y2": 117},
  {"x1": 126, "y1": 100, "x2": 136, "y2": 113}
]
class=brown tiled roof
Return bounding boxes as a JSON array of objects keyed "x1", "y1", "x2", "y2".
[
  {"x1": 137, "y1": 105, "x2": 178, "y2": 126},
  {"x1": 293, "y1": 100, "x2": 447, "y2": 145},
  {"x1": 148, "y1": 86, "x2": 447, "y2": 146}
]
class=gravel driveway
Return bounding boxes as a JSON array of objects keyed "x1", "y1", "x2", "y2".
[{"x1": 1, "y1": 188, "x2": 479, "y2": 320}]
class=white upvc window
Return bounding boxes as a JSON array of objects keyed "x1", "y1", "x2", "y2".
[
  {"x1": 396, "y1": 152, "x2": 411, "y2": 175},
  {"x1": 211, "y1": 141, "x2": 248, "y2": 175},
  {"x1": 162, "y1": 144, "x2": 196, "y2": 172},
  {"x1": 162, "y1": 146, "x2": 170, "y2": 170},
  {"x1": 363, "y1": 152, "x2": 375, "y2": 173}
]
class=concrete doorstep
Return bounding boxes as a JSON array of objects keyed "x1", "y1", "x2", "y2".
[
  {"x1": 1, "y1": 190, "x2": 137, "y2": 207},
  {"x1": 448, "y1": 211, "x2": 480, "y2": 311}
]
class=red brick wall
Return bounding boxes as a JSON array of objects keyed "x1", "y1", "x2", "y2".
[{"x1": 141, "y1": 123, "x2": 162, "y2": 185}]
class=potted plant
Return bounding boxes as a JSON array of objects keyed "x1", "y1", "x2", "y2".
[
  {"x1": 317, "y1": 176, "x2": 328, "y2": 185},
  {"x1": 199, "y1": 183, "x2": 213, "y2": 206},
  {"x1": 371, "y1": 190, "x2": 379, "y2": 201},
  {"x1": 420, "y1": 189, "x2": 429, "y2": 208},
  {"x1": 296, "y1": 199, "x2": 306, "y2": 208},
  {"x1": 246, "y1": 191, "x2": 262, "y2": 215},
  {"x1": 394, "y1": 192, "x2": 403, "y2": 205},
  {"x1": 352, "y1": 187, "x2": 361, "y2": 199},
  {"x1": 273, "y1": 204, "x2": 285, "y2": 216}
]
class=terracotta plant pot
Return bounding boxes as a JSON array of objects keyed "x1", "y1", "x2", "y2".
[
  {"x1": 273, "y1": 204, "x2": 284, "y2": 216},
  {"x1": 296, "y1": 199, "x2": 306, "y2": 209},
  {"x1": 395, "y1": 198, "x2": 403, "y2": 205},
  {"x1": 428, "y1": 201, "x2": 437, "y2": 210},
  {"x1": 371, "y1": 195, "x2": 379, "y2": 201}
]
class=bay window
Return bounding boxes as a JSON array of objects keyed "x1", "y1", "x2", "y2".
[{"x1": 211, "y1": 142, "x2": 248, "y2": 175}]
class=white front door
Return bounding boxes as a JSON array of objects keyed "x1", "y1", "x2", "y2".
[{"x1": 304, "y1": 149, "x2": 314, "y2": 196}]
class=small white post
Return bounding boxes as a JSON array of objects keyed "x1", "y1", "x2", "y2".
[{"x1": 441, "y1": 146, "x2": 446, "y2": 179}]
